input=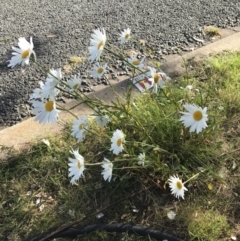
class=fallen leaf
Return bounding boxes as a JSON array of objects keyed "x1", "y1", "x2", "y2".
[{"x1": 208, "y1": 183, "x2": 213, "y2": 191}]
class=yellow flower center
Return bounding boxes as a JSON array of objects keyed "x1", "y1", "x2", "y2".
[
  {"x1": 153, "y1": 73, "x2": 159, "y2": 83},
  {"x1": 117, "y1": 138, "x2": 122, "y2": 146},
  {"x1": 125, "y1": 33, "x2": 130, "y2": 39},
  {"x1": 132, "y1": 60, "x2": 140, "y2": 66},
  {"x1": 193, "y1": 111, "x2": 203, "y2": 121},
  {"x1": 45, "y1": 101, "x2": 54, "y2": 112},
  {"x1": 97, "y1": 67, "x2": 104, "y2": 74},
  {"x1": 176, "y1": 181, "x2": 183, "y2": 189},
  {"x1": 77, "y1": 161, "x2": 81, "y2": 169},
  {"x1": 21, "y1": 50, "x2": 30, "y2": 59},
  {"x1": 79, "y1": 123, "x2": 84, "y2": 130},
  {"x1": 73, "y1": 84, "x2": 79, "y2": 89},
  {"x1": 98, "y1": 41, "x2": 104, "y2": 50}
]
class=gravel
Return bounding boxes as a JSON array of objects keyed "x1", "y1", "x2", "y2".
[{"x1": 0, "y1": 0, "x2": 240, "y2": 128}]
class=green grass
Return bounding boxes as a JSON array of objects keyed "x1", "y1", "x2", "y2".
[{"x1": 1, "y1": 51, "x2": 240, "y2": 241}]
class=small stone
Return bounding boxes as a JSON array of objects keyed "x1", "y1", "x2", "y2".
[
  {"x1": 26, "y1": 191, "x2": 32, "y2": 196},
  {"x1": 167, "y1": 210, "x2": 176, "y2": 220},
  {"x1": 96, "y1": 213, "x2": 104, "y2": 219},
  {"x1": 21, "y1": 112, "x2": 27, "y2": 118},
  {"x1": 162, "y1": 50, "x2": 168, "y2": 55},
  {"x1": 81, "y1": 80, "x2": 88, "y2": 86},
  {"x1": 102, "y1": 80, "x2": 108, "y2": 86},
  {"x1": 112, "y1": 73, "x2": 118, "y2": 79},
  {"x1": 36, "y1": 198, "x2": 41, "y2": 205},
  {"x1": 39, "y1": 204, "x2": 44, "y2": 212}
]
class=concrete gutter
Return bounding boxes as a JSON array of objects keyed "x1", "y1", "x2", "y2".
[
  {"x1": 0, "y1": 29, "x2": 240, "y2": 157},
  {"x1": 0, "y1": 80, "x2": 133, "y2": 152},
  {"x1": 161, "y1": 28, "x2": 240, "y2": 77}
]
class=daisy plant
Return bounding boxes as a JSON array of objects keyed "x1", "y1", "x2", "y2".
[
  {"x1": 41, "y1": 68, "x2": 62, "y2": 99},
  {"x1": 137, "y1": 152, "x2": 145, "y2": 166},
  {"x1": 90, "y1": 62, "x2": 107, "y2": 79},
  {"x1": 8, "y1": 37, "x2": 36, "y2": 68},
  {"x1": 31, "y1": 99, "x2": 60, "y2": 124},
  {"x1": 68, "y1": 149, "x2": 85, "y2": 184},
  {"x1": 148, "y1": 67, "x2": 170, "y2": 93},
  {"x1": 110, "y1": 129, "x2": 125, "y2": 155},
  {"x1": 7, "y1": 25, "x2": 222, "y2": 205},
  {"x1": 93, "y1": 108, "x2": 111, "y2": 127},
  {"x1": 168, "y1": 175, "x2": 188, "y2": 199},
  {"x1": 67, "y1": 76, "x2": 82, "y2": 92},
  {"x1": 71, "y1": 115, "x2": 89, "y2": 142},
  {"x1": 180, "y1": 104, "x2": 208, "y2": 133},
  {"x1": 128, "y1": 55, "x2": 145, "y2": 69},
  {"x1": 88, "y1": 28, "x2": 107, "y2": 62},
  {"x1": 119, "y1": 28, "x2": 131, "y2": 44},
  {"x1": 30, "y1": 81, "x2": 44, "y2": 100},
  {"x1": 101, "y1": 158, "x2": 113, "y2": 182}
]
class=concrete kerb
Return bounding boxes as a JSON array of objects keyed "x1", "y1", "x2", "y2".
[
  {"x1": 0, "y1": 79, "x2": 137, "y2": 154},
  {"x1": 1, "y1": 30, "x2": 240, "y2": 158},
  {"x1": 161, "y1": 30, "x2": 240, "y2": 77}
]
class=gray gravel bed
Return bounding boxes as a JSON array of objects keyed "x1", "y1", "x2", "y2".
[{"x1": 0, "y1": 0, "x2": 240, "y2": 128}]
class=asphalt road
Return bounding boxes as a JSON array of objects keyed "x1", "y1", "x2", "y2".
[{"x1": 0, "y1": 0, "x2": 240, "y2": 128}]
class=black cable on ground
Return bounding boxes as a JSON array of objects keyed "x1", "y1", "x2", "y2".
[{"x1": 24, "y1": 223, "x2": 184, "y2": 241}]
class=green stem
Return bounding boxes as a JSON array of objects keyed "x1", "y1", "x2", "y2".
[
  {"x1": 183, "y1": 170, "x2": 205, "y2": 185},
  {"x1": 114, "y1": 166, "x2": 145, "y2": 170},
  {"x1": 56, "y1": 103, "x2": 78, "y2": 118},
  {"x1": 32, "y1": 58, "x2": 77, "y2": 97}
]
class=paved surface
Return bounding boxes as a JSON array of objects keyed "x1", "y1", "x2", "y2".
[
  {"x1": 0, "y1": 0, "x2": 240, "y2": 128},
  {"x1": 1, "y1": 31, "x2": 240, "y2": 158}
]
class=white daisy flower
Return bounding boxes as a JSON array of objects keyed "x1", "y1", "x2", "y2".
[
  {"x1": 90, "y1": 62, "x2": 107, "y2": 79},
  {"x1": 148, "y1": 67, "x2": 170, "y2": 93},
  {"x1": 101, "y1": 158, "x2": 113, "y2": 182},
  {"x1": 88, "y1": 28, "x2": 106, "y2": 62},
  {"x1": 68, "y1": 149, "x2": 85, "y2": 184},
  {"x1": 67, "y1": 76, "x2": 82, "y2": 92},
  {"x1": 42, "y1": 68, "x2": 62, "y2": 99},
  {"x1": 31, "y1": 99, "x2": 60, "y2": 124},
  {"x1": 47, "y1": 68, "x2": 62, "y2": 81},
  {"x1": 168, "y1": 175, "x2": 188, "y2": 199},
  {"x1": 128, "y1": 55, "x2": 145, "y2": 69},
  {"x1": 95, "y1": 114, "x2": 111, "y2": 127},
  {"x1": 137, "y1": 152, "x2": 145, "y2": 166},
  {"x1": 8, "y1": 37, "x2": 36, "y2": 68},
  {"x1": 185, "y1": 85, "x2": 193, "y2": 92},
  {"x1": 110, "y1": 129, "x2": 125, "y2": 155},
  {"x1": 41, "y1": 138, "x2": 50, "y2": 147},
  {"x1": 30, "y1": 81, "x2": 44, "y2": 100},
  {"x1": 93, "y1": 109, "x2": 111, "y2": 127},
  {"x1": 119, "y1": 28, "x2": 131, "y2": 44},
  {"x1": 71, "y1": 115, "x2": 88, "y2": 141},
  {"x1": 180, "y1": 104, "x2": 208, "y2": 134}
]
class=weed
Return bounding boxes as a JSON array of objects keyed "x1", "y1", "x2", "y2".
[{"x1": 204, "y1": 26, "x2": 221, "y2": 38}]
